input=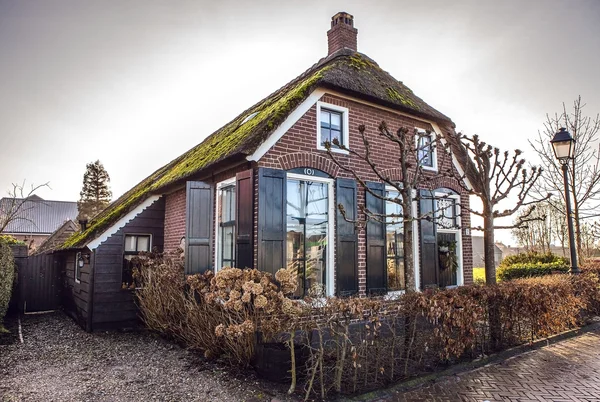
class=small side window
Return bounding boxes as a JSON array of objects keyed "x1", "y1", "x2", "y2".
[
  {"x1": 122, "y1": 234, "x2": 151, "y2": 289},
  {"x1": 75, "y1": 251, "x2": 82, "y2": 284},
  {"x1": 417, "y1": 130, "x2": 437, "y2": 170},
  {"x1": 316, "y1": 102, "x2": 349, "y2": 153}
]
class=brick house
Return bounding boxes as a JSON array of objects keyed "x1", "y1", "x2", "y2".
[{"x1": 57, "y1": 12, "x2": 472, "y2": 331}]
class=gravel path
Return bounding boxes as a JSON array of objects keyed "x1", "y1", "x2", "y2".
[{"x1": 0, "y1": 312, "x2": 294, "y2": 402}]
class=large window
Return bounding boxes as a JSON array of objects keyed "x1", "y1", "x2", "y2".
[
  {"x1": 286, "y1": 178, "x2": 329, "y2": 297},
  {"x1": 217, "y1": 184, "x2": 236, "y2": 269},
  {"x1": 417, "y1": 130, "x2": 437, "y2": 170},
  {"x1": 316, "y1": 102, "x2": 349, "y2": 153},
  {"x1": 386, "y1": 191, "x2": 405, "y2": 291},
  {"x1": 122, "y1": 234, "x2": 151, "y2": 289}
]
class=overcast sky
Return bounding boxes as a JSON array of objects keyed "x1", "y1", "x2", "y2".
[{"x1": 1, "y1": 0, "x2": 599, "y2": 244}]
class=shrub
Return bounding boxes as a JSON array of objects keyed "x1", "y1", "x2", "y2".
[
  {"x1": 135, "y1": 251, "x2": 600, "y2": 399},
  {"x1": 497, "y1": 261, "x2": 570, "y2": 281},
  {"x1": 499, "y1": 251, "x2": 568, "y2": 269},
  {"x1": 0, "y1": 235, "x2": 24, "y2": 245},
  {"x1": 0, "y1": 242, "x2": 15, "y2": 332}
]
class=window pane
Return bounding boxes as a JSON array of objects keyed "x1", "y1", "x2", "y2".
[
  {"x1": 385, "y1": 191, "x2": 403, "y2": 225},
  {"x1": 418, "y1": 135, "x2": 433, "y2": 167},
  {"x1": 320, "y1": 110, "x2": 330, "y2": 127},
  {"x1": 436, "y1": 197, "x2": 457, "y2": 228},
  {"x1": 330, "y1": 129, "x2": 342, "y2": 146},
  {"x1": 137, "y1": 236, "x2": 150, "y2": 252},
  {"x1": 330, "y1": 112, "x2": 341, "y2": 130},
  {"x1": 221, "y1": 186, "x2": 235, "y2": 222},
  {"x1": 320, "y1": 128, "x2": 331, "y2": 146},
  {"x1": 286, "y1": 179, "x2": 329, "y2": 297},
  {"x1": 386, "y1": 190, "x2": 405, "y2": 291},
  {"x1": 124, "y1": 236, "x2": 136, "y2": 252},
  {"x1": 222, "y1": 226, "x2": 234, "y2": 266}
]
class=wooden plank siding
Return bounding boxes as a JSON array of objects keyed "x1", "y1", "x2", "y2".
[
  {"x1": 91, "y1": 197, "x2": 165, "y2": 331},
  {"x1": 61, "y1": 250, "x2": 92, "y2": 330}
]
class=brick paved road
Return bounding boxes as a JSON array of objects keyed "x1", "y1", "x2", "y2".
[{"x1": 389, "y1": 328, "x2": 600, "y2": 401}]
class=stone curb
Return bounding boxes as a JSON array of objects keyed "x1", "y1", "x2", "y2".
[{"x1": 341, "y1": 320, "x2": 600, "y2": 401}]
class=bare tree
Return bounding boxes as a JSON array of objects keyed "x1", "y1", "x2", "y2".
[
  {"x1": 529, "y1": 96, "x2": 600, "y2": 259},
  {"x1": 0, "y1": 181, "x2": 50, "y2": 234},
  {"x1": 325, "y1": 122, "x2": 457, "y2": 293},
  {"x1": 449, "y1": 134, "x2": 548, "y2": 285}
]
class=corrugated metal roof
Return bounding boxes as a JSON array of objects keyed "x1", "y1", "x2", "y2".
[{"x1": 0, "y1": 197, "x2": 78, "y2": 234}]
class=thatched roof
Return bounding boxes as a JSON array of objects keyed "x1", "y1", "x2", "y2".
[{"x1": 61, "y1": 49, "x2": 453, "y2": 249}]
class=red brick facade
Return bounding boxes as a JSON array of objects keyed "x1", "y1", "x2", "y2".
[
  {"x1": 257, "y1": 93, "x2": 473, "y2": 293},
  {"x1": 162, "y1": 90, "x2": 473, "y2": 294}
]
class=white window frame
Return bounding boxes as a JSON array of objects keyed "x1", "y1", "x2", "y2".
[
  {"x1": 74, "y1": 251, "x2": 82, "y2": 284},
  {"x1": 214, "y1": 177, "x2": 236, "y2": 272},
  {"x1": 383, "y1": 187, "x2": 420, "y2": 299},
  {"x1": 435, "y1": 192, "x2": 463, "y2": 287},
  {"x1": 316, "y1": 101, "x2": 350, "y2": 154},
  {"x1": 416, "y1": 128, "x2": 438, "y2": 172},
  {"x1": 286, "y1": 172, "x2": 336, "y2": 297}
]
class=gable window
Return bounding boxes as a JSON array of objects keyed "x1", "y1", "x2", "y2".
[
  {"x1": 417, "y1": 129, "x2": 437, "y2": 170},
  {"x1": 216, "y1": 179, "x2": 236, "y2": 270},
  {"x1": 122, "y1": 234, "x2": 151, "y2": 289},
  {"x1": 385, "y1": 191, "x2": 405, "y2": 291},
  {"x1": 316, "y1": 102, "x2": 349, "y2": 153}
]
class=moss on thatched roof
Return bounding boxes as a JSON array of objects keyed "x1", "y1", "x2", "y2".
[{"x1": 62, "y1": 49, "x2": 452, "y2": 249}]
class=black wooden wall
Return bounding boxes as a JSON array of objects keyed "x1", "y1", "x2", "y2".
[{"x1": 92, "y1": 197, "x2": 165, "y2": 330}]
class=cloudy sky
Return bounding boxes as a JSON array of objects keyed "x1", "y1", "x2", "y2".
[{"x1": 1, "y1": 0, "x2": 599, "y2": 243}]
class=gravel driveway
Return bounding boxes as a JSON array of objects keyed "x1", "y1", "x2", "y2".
[{"x1": 0, "y1": 312, "x2": 294, "y2": 402}]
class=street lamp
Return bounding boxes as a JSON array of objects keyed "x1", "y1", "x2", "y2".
[{"x1": 550, "y1": 127, "x2": 579, "y2": 274}]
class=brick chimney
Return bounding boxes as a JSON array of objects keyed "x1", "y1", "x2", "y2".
[{"x1": 327, "y1": 12, "x2": 358, "y2": 55}]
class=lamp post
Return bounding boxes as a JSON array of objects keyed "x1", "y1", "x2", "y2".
[{"x1": 550, "y1": 127, "x2": 579, "y2": 274}]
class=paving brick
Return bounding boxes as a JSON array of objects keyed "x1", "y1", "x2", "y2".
[{"x1": 390, "y1": 328, "x2": 600, "y2": 401}]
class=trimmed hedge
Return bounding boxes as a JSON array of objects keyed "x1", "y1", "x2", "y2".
[
  {"x1": 499, "y1": 251, "x2": 568, "y2": 269},
  {"x1": 0, "y1": 242, "x2": 15, "y2": 332},
  {"x1": 0, "y1": 235, "x2": 25, "y2": 246},
  {"x1": 497, "y1": 261, "x2": 570, "y2": 281}
]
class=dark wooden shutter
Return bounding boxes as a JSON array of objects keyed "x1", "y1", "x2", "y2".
[
  {"x1": 419, "y1": 189, "x2": 438, "y2": 289},
  {"x1": 257, "y1": 168, "x2": 286, "y2": 275},
  {"x1": 185, "y1": 181, "x2": 214, "y2": 274},
  {"x1": 236, "y1": 169, "x2": 254, "y2": 269},
  {"x1": 336, "y1": 178, "x2": 358, "y2": 296},
  {"x1": 366, "y1": 182, "x2": 386, "y2": 295}
]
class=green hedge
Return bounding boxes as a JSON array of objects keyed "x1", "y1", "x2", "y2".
[
  {"x1": 499, "y1": 251, "x2": 568, "y2": 269},
  {"x1": 497, "y1": 261, "x2": 570, "y2": 281},
  {"x1": 0, "y1": 242, "x2": 15, "y2": 332},
  {"x1": 0, "y1": 235, "x2": 25, "y2": 245}
]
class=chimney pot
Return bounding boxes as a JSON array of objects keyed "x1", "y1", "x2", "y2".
[{"x1": 327, "y1": 12, "x2": 358, "y2": 55}]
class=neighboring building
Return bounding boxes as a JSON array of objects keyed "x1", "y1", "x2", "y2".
[
  {"x1": 56, "y1": 12, "x2": 473, "y2": 331},
  {"x1": 471, "y1": 236, "x2": 503, "y2": 268},
  {"x1": 0, "y1": 195, "x2": 78, "y2": 252}
]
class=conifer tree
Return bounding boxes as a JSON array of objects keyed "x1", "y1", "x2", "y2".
[{"x1": 77, "y1": 160, "x2": 112, "y2": 222}]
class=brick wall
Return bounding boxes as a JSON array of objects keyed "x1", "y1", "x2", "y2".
[
  {"x1": 258, "y1": 93, "x2": 473, "y2": 292},
  {"x1": 164, "y1": 188, "x2": 186, "y2": 253}
]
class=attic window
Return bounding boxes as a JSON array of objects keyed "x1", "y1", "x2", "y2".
[
  {"x1": 316, "y1": 101, "x2": 349, "y2": 154},
  {"x1": 241, "y1": 112, "x2": 259, "y2": 125},
  {"x1": 416, "y1": 129, "x2": 438, "y2": 171}
]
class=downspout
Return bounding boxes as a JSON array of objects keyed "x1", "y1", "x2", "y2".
[{"x1": 86, "y1": 250, "x2": 95, "y2": 332}]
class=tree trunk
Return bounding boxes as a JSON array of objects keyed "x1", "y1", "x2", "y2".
[
  {"x1": 483, "y1": 211, "x2": 496, "y2": 285},
  {"x1": 403, "y1": 195, "x2": 416, "y2": 293}
]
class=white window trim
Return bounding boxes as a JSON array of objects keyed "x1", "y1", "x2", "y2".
[
  {"x1": 214, "y1": 177, "x2": 236, "y2": 272},
  {"x1": 74, "y1": 251, "x2": 82, "y2": 284},
  {"x1": 384, "y1": 187, "x2": 420, "y2": 295},
  {"x1": 316, "y1": 101, "x2": 350, "y2": 155},
  {"x1": 416, "y1": 128, "x2": 438, "y2": 172},
  {"x1": 435, "y1": 192, "x2": 463, "y2": 287},
  {"x1": 123, "y1": 233, "x2": 153, "y2": 253},
  {"x1": 287, "y1": 172, "x2": 336, "y2": 297}
]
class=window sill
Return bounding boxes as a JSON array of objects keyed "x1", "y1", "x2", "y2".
[
  {"x1": 420, "y1": 165, "x2": 438, "y2": 172},
  {"x1": 317, "y1": 146, "x2": 349, "y2": 155}
]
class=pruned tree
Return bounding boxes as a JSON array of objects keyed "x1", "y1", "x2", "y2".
[
  {"x1": 512, "y1": 200, "x2": 568, "y2": 254},
  {"x1": 325, "y1": 122, "x2": 457, "y2": 293},
  {"x1": 529, "y1": 96, "x2": 600, "y2": 259},
  {"x1": 77, "y1": 160, "x2": 112, "y2": 222},
  {"x1": 0, "y1": 180, "x2": 50, "y2": 233},
  {"x1": 449, "y1": 133, "x2": 548, "y2": 285}
]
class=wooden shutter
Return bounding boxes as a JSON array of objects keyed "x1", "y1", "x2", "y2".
[
  {"x1": 336, "y1": 178, "x2": 358, "y2": 296},
  {"x1": 419, "y1": 189, "x2": 438, "y2": 288},
  {"x1": 257, "y1": 168, "x2": 286, "y2": 275},
  {"x1": 185, "y1": 181, "x2": 214, "y2": 274},
  {"x1": 236, "y1": 169, "x2": 254, "y2": 269},
  {"x1": 365, "y1": 182, "x2": 386, "y2": 295}
]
